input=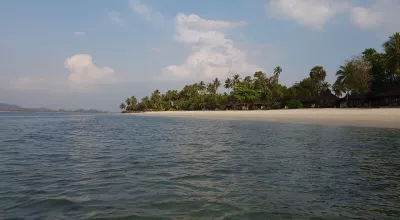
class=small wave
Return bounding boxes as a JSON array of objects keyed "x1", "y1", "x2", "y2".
[
  {"x1": 91, "y1": 214, "x2": 170, "y2": 220},
  {"x1": 171, "y1": 174, "x2": 216, "y2": 181},
  {"x1": 61, "y1": 195, "x2": 90, "y2": 202},
  {"x1": 224, "y1": 211, "x2": 300, "y2": 220},
  {"x1": 4, "y1": 198, "x2": 79, "y2": 211},
  {"x1": 37, "y1": 198, "x2": 76, "y2": 206}
]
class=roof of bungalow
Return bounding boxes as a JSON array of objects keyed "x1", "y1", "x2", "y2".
[
  {"x1": 340, "y1": 92, "x2": 366, "y2": 101},
  {"x1": 301, "y1": 89, "x2": 339, "y2": 103},
  {"x1": 372, "y1": 81, "x2": 400, "y2": 97}
]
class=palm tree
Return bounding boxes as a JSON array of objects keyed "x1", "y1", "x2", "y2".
[
  {"x1": 199, "y1": 81, "x2": 206, "y2": 92},
  {"x1": 233, "y1": 74, "x2": 241, "y2": 86},
  {"x1": 131, "y1": 96, "x2": 137, "y2": 108},
  {"x1": 151, "y1": 90, "x2": 161, "y2": 109},
  {"x1": 383, "y1": 32, "x2": 400, "y2": 75},
  {"x1": 125, "y1": 97, "x2": 131, "y2": 107},
  {"x1": 213, "y1": 78, "x2": 221, "y2": 90},
  {"x1": 309, "y1": 66, "x2": 327, "y2": 94},
  {"x1": 333, "y1": 64, "x2": 348, "y2": 97},
  {"x1": 224, "y1": 78, "x2": 232, "y2": 89},
  {"x1": 119, "y1": 103, "x2": 126, "y2": 110},
  {"x1": 243, "y1": 76, "x2": 252, "y2": 84},
  {"x1": 206, "y1": 82, "x2": 215, "y2": 94},
  {"x1": 141, "y1": 96, "x2": 149, "y2": 110},
  {"x1": 310, "y1": 66, "x2": 327, "y2": 82},
  {"x1": 273, "y1": 66, "x2": 282, "y2": 84},
  {"x1": 333, "y1": 57, "x2": 372, "y2": 98}
]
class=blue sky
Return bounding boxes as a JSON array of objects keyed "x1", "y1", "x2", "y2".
[{"x1": 0, "y1": 0, "x2": 399, "y2": 111}]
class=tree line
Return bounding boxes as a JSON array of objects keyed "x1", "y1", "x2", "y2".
[{"x1": 120, "y1": 32, "x2": 400, "y2": 112}]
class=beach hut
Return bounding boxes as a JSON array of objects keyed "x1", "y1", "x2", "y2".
[{"x1": 301, "y1": 89, "x2": 339, "y2": 108}]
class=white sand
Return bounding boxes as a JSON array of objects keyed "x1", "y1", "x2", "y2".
[{"x1": 130, "y1": 109, "x2": 400, "y2": 128}]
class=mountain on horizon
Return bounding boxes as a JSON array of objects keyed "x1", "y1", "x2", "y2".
[
  {"x1": 0, "y1": 103, "x2": 22, "y2": 110},
  {"x1": 0, "y1": 103, "x2": 107, "y2": 113}
]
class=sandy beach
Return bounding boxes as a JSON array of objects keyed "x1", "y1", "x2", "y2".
[{"x1": 130, "y1": 109, "x2": 400, "y2": 128}]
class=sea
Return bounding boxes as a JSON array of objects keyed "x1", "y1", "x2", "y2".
[{"x1": 0, "y1": 112, "x2": 399, "y2": 220}]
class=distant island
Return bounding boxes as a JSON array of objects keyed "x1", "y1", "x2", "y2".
[{"x1": 0, "y1": 103, "x2": 108, "y2": 113}]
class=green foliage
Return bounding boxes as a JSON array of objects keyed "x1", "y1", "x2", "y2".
[
  {"x1": 232, "y1": 83, "x2": 260, "y2": 102},
  {"x1": 120, "y1": 33, "x2": 400, "y2": 113},
  {"x1": 383, "y1": 32, "x2": 400, "y2": 75},
  {"x1": 119, "y1": 103, "x2": 126, "y2": 110},
  {"x1": 130, "y1": 96, "x2": 137, "y2": 107},
  {"x1": 333, "y1": 57, "x2": 372, "y2": 96},
  {"x1": 287, "y1": 99, "x2": 302, "y2": 109},
  {"x1": 125, "y1": 98, "x2": 131, "y2": 106},
  {"x1": 121, "y1": 67, "x2": 329, "y2": 112},
  {"x1": 333, "y1": 32, "x2": 400, "y2": 96}
]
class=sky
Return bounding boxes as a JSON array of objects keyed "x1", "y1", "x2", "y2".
[{"x1": 0, "y1": 0, "x2": 399, "y2": 111}]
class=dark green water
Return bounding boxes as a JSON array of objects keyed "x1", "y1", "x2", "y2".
[{"x1": 1, "y1": 112, "x2": 399, "y2": 220}]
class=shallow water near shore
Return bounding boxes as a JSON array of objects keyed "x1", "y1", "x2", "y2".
[{"x1": 1, "y1": 112, "x2": 400, "y2": 219}]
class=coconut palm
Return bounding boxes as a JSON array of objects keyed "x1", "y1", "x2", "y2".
[
  {"x1": 151, "y1": 90, "x2": 161, "y2": 109},
  {"x1": 130, "y1": 96, "x2": 137, "y2": 107},
  {"x1": 119, "y1": 103, "x2": 126, "y2": 110},
  {"x1": 333, "y1": 64, "x2": 349, "y2": 97},
  {"x1": 125, "y1": 98, "x2": 131, "y2": 106},
  {"x1": 224, "y1": 78, "x2": 232, "y2": 89},
  {"x1": 243, "y1": 76, "x2": 253, "y2": 84},
  {"x1": 273, "y1": 66, "x2": 282, "y2": 84},
  {"x1": 383, "y1": 32, "x2": 400, "y2": 75},
  {"x1": 199, "y1": 81, "x2": 206, "y2": 92},
  {"x1": 232, "y1": 74, "x2": 241, "y2": 86},
  {"x1": 333, "y1": 57, "x2": 372, "y2": 97},
  {"x1": 141, "y1": 96, "x2": 149, "y2": 110},
  {"x1": 206, "y1": 82, "x2": 215, "y2": 94},
  {"x1": 213, "y1": 78, "x2": 221, "y2": 90}
]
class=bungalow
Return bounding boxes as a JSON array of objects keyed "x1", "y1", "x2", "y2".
[
  {"x1": 300, "y1": 89, "x2": 339, "y2": 108},
  {"x1": 340, "y1": 81, "x2": 400, "y2": 108},
  {"x1": 339, "y1": 93, "x2": 366, "y2": 108},
  {"x1": 370, "y1": 82, "x2": 400, "y2": 107}
]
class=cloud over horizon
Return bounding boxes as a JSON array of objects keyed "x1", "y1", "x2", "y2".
[
  {"x1": 65, "y1": 54, "x2": 118, "y2": 91},
  {"x1": 164, "y1": 13, "x2": 262, "y2": 79}
]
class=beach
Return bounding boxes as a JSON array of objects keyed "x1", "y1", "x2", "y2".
[{"x1": 131, "y1": 109, "x2": 400, "y2": 128}]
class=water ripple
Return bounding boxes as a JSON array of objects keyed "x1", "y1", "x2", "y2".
[{"x1": 0, "y1": 112, "x2": 399, "y2": 219}]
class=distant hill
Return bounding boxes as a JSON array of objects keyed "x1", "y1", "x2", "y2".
[
  {"x1": 0, "y1": 103, "x2": 107, "y2": 113},
  {"x1": 0, "y1": 103, "x2": 22, "y2": 110},
  {"x1": 57, "y1": 109, "x2": 107, "y2": 113}
]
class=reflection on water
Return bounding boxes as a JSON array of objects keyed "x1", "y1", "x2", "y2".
[{"x1": 0, "y1": 112, "x2": 399, "y2": 220}]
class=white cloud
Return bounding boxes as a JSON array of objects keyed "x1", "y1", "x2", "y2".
[
  {"x1": 130, "y1": 0, "x2": 163, "y2": 22},
  {"x1": 108, "y1": 11, "x2": 124, "y2": 25},
  {"x1": 65, "y1": 54, "x2": 118, "y2": 91},
  {"x1": 73, "y1": 32, "x2": 85, "y2": 36},
  {"x1": 164, "y1": 13, "x2": 262, "y2": 79},
  {"x1": 350, "y1": 0, "x2": 400, "y2": 32},
  {"x1": 265, "y1": 0, "x2": 350, "y2": 29},
  {"x1": 11, "y1": 55, "x2": 118, "y2": 92}
]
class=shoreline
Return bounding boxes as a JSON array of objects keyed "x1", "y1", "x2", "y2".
[{"x1": 128, "y1": 109, "x2": 400, "y2": 129}]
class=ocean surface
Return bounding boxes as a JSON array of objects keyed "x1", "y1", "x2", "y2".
[{"x1": 1, "y1": 112, "x2": 399, "y2": 220}]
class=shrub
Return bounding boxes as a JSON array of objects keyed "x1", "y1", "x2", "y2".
[{"x1": 287, "y1": 99, "x2": 302, "y2": 109}]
